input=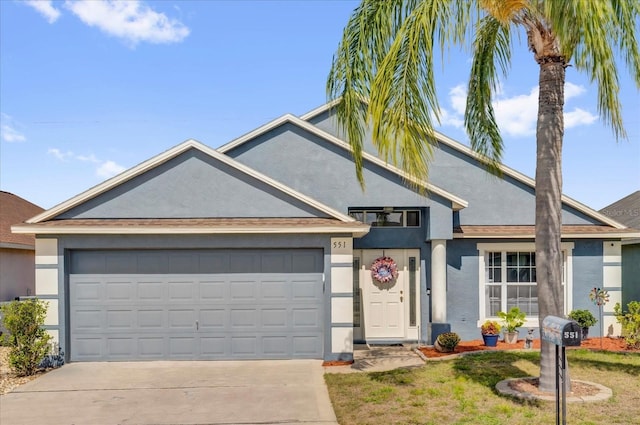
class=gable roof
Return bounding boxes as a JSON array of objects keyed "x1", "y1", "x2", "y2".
[
  {"x1": 600, "y1": 191, "x2": 640, "y2": 229},
  {"x1": 301, "y1": 102, "x2": 627, "y2": 229},
  {"x1": 17, "y1": 140, "x2": 368, "y2": 236},
  {"x1": 217, "y1": 113, "x2": 468, "y2": 211},
  {"x1": 0, "y1": 191, "x2": 44, "y2": 248}
]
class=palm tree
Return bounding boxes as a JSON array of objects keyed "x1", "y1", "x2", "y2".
[{"x1": 328, "y1": 0, "x2": 639, "y2": 392}]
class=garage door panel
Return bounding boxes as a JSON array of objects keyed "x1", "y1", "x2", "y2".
[
  {"x1": 231, "y1": 336, "x2": 257, "y2": 356},
  {"x1": 261, "y1": 308, "x2": 287, "y2": 327},
  {"x1": 230, "y1": 309, "x2": 258, "y2": 328},
  {"x1": 138, "y1": 337, "x2": 165, "y2": 357},
  {"x1": 138, "y1": 309, "x2": 164, "y2": 328},
  {"x1": 168, "y1": 309, "x2": 196, "y2": 329},
  {"x1": 199, "y1": 280, "x2": 226, "y2": 300},
  {"x1": 69, "y1": 249, "x2": 324, "y2": 361},
  {"x1": 199, "y1": 309, "x2": 226, "y2": 328},
  {"x1": 138, "y1": 280, "x2": 164, "y2": 301},
  {"x1": 106, "y1": 310, "x2": 134, "y2": 330},
  {"x1": 229, "y1": 280, "x2": 257, "y2": 300}
]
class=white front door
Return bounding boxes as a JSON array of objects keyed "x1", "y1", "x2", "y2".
[{"x1": 357, "y1": 249, "x2": 420, "y2": 340}]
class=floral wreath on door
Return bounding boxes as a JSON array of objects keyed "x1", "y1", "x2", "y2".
[{"x1": 370, "y1": 256, "x2": 398, "y2": 283}]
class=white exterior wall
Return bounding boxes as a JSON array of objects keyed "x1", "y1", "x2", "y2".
[
  {"x1": 603, "y1": 241, "x2": 622, "y2": 336},
  {"x1": 330, "y1": 237, "x2": 353, "y2": 357},
  {"x1": 35, "y1": 238, "x2": 59, "y2": 343}
]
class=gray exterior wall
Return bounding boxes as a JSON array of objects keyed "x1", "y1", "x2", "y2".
[
  {"x1": 0, "y1": 248, "x2": 35, "y2": 301},
  {"x1": 444, "y1": 239, "x2": 607, "y2": 341},
  {"x1": 306, "y1": 110, "x2": 600, "y2": 226},
  {"x1": 224, "y1": 123, "x2": 454, "y2": 240},
  {"x1": 58, "y1": 149, "x2": 330, "y2": 219},
  {"x1": 41, "y1": 233, "x2": 347, "y2": 362}
]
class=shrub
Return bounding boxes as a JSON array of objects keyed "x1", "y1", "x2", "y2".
[
  {"x1": 568, "y1": 309, "x2": 597, "y2": 328},
  {"x1": 481, "y1": 320, "x2": 501, "y2": 335},
  {"x1": 497, "y1": 307, "x2": 526, "y2": 332},
  {"x1": 0, "y1": 299, "x2": 53, "y2": 376},
  {"x1": 436, "y1": 332, "x2": 460, "y2": 350},
  {"x1": 614, "y1": 301, "x2": 640, "y2": 349}
]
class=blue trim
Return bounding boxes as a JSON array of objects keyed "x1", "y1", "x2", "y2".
[
  {"x1": 603, "y1": 262, "x2": 622, "y2": 267},
  {"x1": 331, "y1": 322, "x2": 353, "y2": 328},
  {"x1": 331, "y1": 262, "x2": 352, "y2": 267},
  {"x1": 35, "y1": 264, "x2": 58, "y2": 269},
  {"x1": 602, "y1": 287, "x2": 622, "y2": 291},
  {"x1": 331, "y1": 292, "x2": 353, "y2": 298},
  {"x1": 42, "y1": 325, "x2": 59, "y2": 330}
]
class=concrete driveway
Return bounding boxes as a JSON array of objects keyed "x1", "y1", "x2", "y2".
[{"x1": 0, "y1": 360, "x2": 338, "y2": 425}]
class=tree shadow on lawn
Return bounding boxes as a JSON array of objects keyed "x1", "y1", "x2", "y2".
[{"x1": 451, "y1": 351, "x2": 544, "y2": 404}]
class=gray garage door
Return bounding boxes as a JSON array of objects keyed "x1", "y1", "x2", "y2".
[{"x1": 69, "y1": 249, "x2": 324, "y2": 361}]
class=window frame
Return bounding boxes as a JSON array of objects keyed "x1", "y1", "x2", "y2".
[
  {"x1": 348, "y1": 209, "x2": 421, "y2": 228},
  {"x1": 477, "y1": 242, "x2": 574, "y2": 328}
]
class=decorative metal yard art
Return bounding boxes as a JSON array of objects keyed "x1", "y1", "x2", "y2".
[
  {"x1": 589, "y1": 287, "x2": 610, "y2": 349},
  {"x1": 541, "y1": 316, "x2": 581, "y2": 425}
]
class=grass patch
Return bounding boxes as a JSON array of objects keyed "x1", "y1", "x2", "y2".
[{"x1": 324, "y1": 350, "x2": 640, "y2": 424}]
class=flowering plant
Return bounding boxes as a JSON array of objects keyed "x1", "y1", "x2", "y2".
[
  {"x1": 370, "y1": 256, "x2": 398, "y2": 283},
  {"x1": 481, "y1": 320, "x2": 502, "y2": 335}
]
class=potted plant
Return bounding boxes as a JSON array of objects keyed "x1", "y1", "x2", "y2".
[
  {"x1": 480, "y1": 320, "x2": 501, "y2": 347},
  {"x1": 497, "y1": 307, "x2": 526, "y2": 344},
  {"x1": 434, "y1": 332, "x2": 460, "y2": 353},
  {"x1": 568, "y1": 309, "x2": 597, "y2": 340}
]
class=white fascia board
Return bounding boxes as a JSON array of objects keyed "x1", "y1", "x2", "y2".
[
  {"x1": 219, "y1": 113, "x2": 468, "y2": 211},
  {"x1": 299, "y1": 99, "x2": 341, "y2": 121},
  {"x1": 27, "y1": 139, "x2": 205, "y2": 224},
  {"x1": 12, "y1": 224, "x2": 371, "y2": 238}
]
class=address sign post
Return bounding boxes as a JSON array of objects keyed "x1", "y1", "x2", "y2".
[{"x1": 541, "y1": 316, "x2": 581, "y2": 425}]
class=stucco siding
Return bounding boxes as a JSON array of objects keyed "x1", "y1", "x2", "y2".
[
  {"x1": 306, "y1": 110, "x2": 599, "y2": 226},
  {"x1": 225, "y1": 123, "x2": 454, "y2": 223},
  {"x1": 446, "y1": 240, "x2": 482, "y2": 341},
  {"x1": 58, "y1": 149, "x2": 329, "y2": 219},
  {"x1": 0, "y1": 248, "x2": 35, "y2": 301}
]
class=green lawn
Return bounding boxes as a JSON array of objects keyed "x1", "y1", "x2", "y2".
[{"x1": 324, "y1": 350, "x2": 640, "y2": 425}]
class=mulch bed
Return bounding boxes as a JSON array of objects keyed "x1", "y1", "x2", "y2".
[{"x1": 418, "y1": 337, "x2": 639, "y2": 358}]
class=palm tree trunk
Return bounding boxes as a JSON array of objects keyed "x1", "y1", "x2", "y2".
[{"x1": 535, "y1": 57, "x2": 566, "y2": 393}]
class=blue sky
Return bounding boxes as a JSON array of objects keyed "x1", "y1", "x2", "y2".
[{"x1": 1, "y1": 0, "x2": 638, "y2": 211}]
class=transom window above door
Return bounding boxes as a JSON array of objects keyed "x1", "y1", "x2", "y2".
[{"x1": 349, "y1": 209, "x2": 420, "y2": 227}]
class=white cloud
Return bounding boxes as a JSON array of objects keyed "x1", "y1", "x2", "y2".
[
  {"x1": 96, "y1": 160, "x2": 126, "y2": 178},
  {"x1": 48, "y1": 148, "x2": 74, "y2": 160},
  {"x1": 64, "y1": 0, "x2": 190, "y2": 46},
  {"x1": 23, "y1": 0, "x2": 61, "y2": 24},
  {"x1": 438, "y1": 81, "x2": 597, "y2": 137},
  {"x1": 1, "y1": 113, "x2": 26, "y2": 142},
  {"x1": 492, "y1": 87, "x2": 539, "y2": 137},
  {"x1": 48, "y1": 148, "x2": 126, "y2": 178},
  {"x1": 565, "y1": 107, "x2": 598, "y2": 128}
]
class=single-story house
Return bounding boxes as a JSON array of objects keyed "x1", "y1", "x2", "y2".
[
  {"x1": 13, "y1": 103, "x2": 640, "y2": 363},
  {"x1": 600, "y1": 191, "x2": 640, "y2": 308},
  {"x1": 0, "y1": 191, "x2": 44, "y2": 301}
]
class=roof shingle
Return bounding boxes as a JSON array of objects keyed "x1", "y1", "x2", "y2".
[{"x1": 0, "y1": 191, "x2": 44, "y2": 247}]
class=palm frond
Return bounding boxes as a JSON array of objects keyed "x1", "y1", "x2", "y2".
[
  {"x1": 545, "y1": 0, "x2": 640, "y2": 140},
  {"x1": 465, "y1": 15, "x2": 511, "y2": 173}
]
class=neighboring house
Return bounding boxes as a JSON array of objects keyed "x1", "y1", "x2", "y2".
[
  {"x1": 600, "y1": 191, "x2": 640, "y2": 308},
  {"x1": 13, "y1": 104, "x2": 640, "y2": 363},
  {"x1": 0, "y1": 191, "x2": 44, "y2": 301}
]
